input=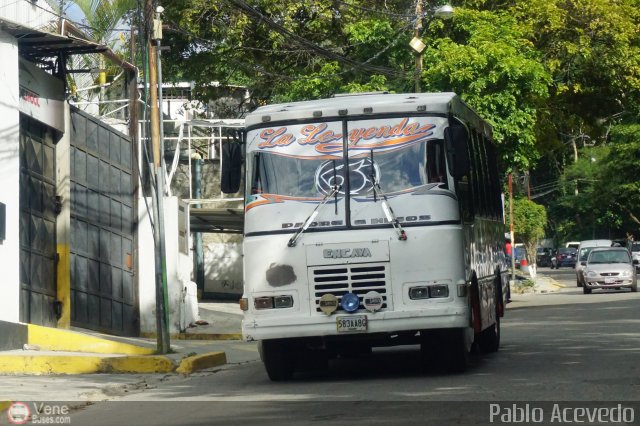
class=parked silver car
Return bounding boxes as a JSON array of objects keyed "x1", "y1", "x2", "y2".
[
  {"x1": 581, "y1": 247, "x2": 638, "y2": 294},
  {"x1": 575, "y1": 239, "x2": 613, "y2": 287},
  {"x1": 631, "y1": 241, "x2": 640, "y2": 271}
]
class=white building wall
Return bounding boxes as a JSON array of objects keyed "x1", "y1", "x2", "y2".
[
  {"x1": 0, "y1": 30, "x2": 21, "y2": 323},
  {"x1": 203, "y1": 241, "x2": 243, "y2": 297},
  {"x1": 138, "y1": 196, "x2": 198, "y2": 334},
  {"x1": 0, "y1": 0, "x2": 57, "y2": 29}
]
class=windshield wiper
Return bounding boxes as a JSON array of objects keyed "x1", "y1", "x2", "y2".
[
  {"x1": 288, "y1": 160, "x2": 341, "y2": 248},
  {"x1": 368, "y1": 149, "x2": 407, "y2": 241}
]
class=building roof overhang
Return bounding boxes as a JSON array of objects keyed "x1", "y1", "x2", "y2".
[{"x1": 0, "y1": 18, "x2": 135, "y2": 71}]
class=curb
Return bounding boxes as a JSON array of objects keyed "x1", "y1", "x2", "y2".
[
  {"x1": 176, "y1": 352, "x2": 227, "y2": 374},
  {"x1": 141, "y1": 332, "x2": 242, "y2": 341},
  {"x1": 0, "y1": 401, "x2": 11, "y2": 414},
  {"x1": 0, "y1": 352, "x2": 227, "y2": 375},
  {"x1": 28, "y1": 324, "x2": 155, "y2": 355},
  {"x1": 0, "y1": 355, "x2": 173, "y2": 375}
]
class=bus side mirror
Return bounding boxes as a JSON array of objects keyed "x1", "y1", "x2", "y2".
[
  {"x1": 444, "y1": 126, "x2": 470, "y2": 179},
  {"x1": 221, "y1": 141, "x2": 244, "y2": 194}
]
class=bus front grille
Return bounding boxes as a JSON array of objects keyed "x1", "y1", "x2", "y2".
[{"x1": 311, "y1": 264, "x2": 390, "y2": 313}]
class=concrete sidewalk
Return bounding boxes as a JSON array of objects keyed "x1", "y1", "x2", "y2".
[
  {"x1": 0, "y1": 300, "x2": 242, "y2": 376},
  {"x1": 509, "y1": 271, "x2": 566, "y2": 295}
]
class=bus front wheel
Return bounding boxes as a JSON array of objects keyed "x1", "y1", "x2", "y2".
[
  {"x1": 259, "y1": 339, "x2": 296, "y2": 381},
  {"x1": 421, "y1": 328, "x2": 470, "y2": 374}
]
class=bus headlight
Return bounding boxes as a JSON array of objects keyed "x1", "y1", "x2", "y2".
[
  {"x1": 409, "y1": 286, "x2": 429, "y2": 300},
  {"x1": 409, "y1": 284, "x2": 450, "y2": 300},
  {"x1": 254, "y1": 295, "x2": 294, "y2": 310},
  {"x1": 254, "y1": 297, "x2": 274, "y2": 310},
  {"x1": 429, "y1": 284, "x2": 449, "y2": 298},
  {"x1": 340, "y1": 293, "x2": 360, "y2": 312},
  {"x1": 274, "y1": 295, "x2": 294, "y2": 308}
]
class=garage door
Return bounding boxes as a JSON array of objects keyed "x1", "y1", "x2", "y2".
[
  {"x1": 69, "y1": 107, "x2": 138, "y2": 336},
  {"x1": 19, "y1": 115, "x2": 58, "y2": 327}
]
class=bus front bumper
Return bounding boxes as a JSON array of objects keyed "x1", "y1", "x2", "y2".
[{"x1": 242, "y1": 306, "x2": 469, "y2": 342}]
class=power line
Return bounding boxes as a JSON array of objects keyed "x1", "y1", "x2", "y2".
[
  {"x1": 166, "y1": 16, "x2": 414, "y2": 84},
  {"x1": 333, "y1": 0, "x2": 415, "y2": 18},
  {"x1": 224, "y1": 0, "x2": 408, "y2": 78}
]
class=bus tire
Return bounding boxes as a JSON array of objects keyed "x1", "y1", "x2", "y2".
[
  {"x1": 259, "y1": 339, "x2": 295, "y2": 381},
  {"x1": 478, "y1": 316, "x2": 500, "y2": 353},
  {"x1": 444, "y1": 328, "x2": 470, "y2": 373},
  {"x1": 423, "y1": 329, "x2": 469, "y2": 373}
]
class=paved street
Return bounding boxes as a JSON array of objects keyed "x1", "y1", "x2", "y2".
[{"x1": 2, "y1": 271, "x2": 640, "y2": 425}]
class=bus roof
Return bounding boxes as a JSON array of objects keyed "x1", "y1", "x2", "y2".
[{"x1": 245, "y1": 92, "x2": 491, "y2": 137}]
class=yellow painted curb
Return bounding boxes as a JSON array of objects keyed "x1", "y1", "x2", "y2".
[
  {"x1": 0, "y1": 355, "x2": 107, "y2": 375},
  {"x1": 141, "y1": 332, "x2": 242, "y2": 341},
  {"x1": 102, "y1": 356, "x2": 175, "y2": 374},
  {"x1": 176, "y1": 352, "x2": 227, "y2": 375},
  {"x1": 28, "y1": 324, "x2": 155, "y2": 355},
  {"x1": 0, "y1": 355, "x2": 175, "y2": 375},
  {"x1": 0, "y1": 401, "x2": 11, "y2": 413}
]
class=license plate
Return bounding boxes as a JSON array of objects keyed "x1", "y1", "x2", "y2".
[
  {"x1": 604, "y1": 277, "x2": 617, "y2": 284},
  {"x1": 336, "y1": 315, "x2": 368, "y2": 333}
]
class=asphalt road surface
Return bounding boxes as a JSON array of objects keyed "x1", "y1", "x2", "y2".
[{"x1": 4, "y1": 273, "x2": 640, "y2": 425}]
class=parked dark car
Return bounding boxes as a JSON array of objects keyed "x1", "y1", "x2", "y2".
[
  {"x1": 551, "y1": 247, "x2": 578, "y2": 269},
  {"x1": 536, "y1": 248, "x2": 553, "y2": 267}
]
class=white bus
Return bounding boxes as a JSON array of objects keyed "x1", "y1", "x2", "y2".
[{"x1": 228, "y1": 92, "x2": 508, "y2": 380}]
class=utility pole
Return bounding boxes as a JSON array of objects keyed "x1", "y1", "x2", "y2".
[
  {"x1": 192, "y1": 153, "x2": 204, "y2": 297},
  {"x1": 571, "y1": 138, "x2": 579, "y2": 195},
  {"x1": 146, "y1": 0, "x2": 170, "y2": 354},
  {"x1": 508, "y1": 173, "x2": 516, "y2": 284},
  {"x1": 414, "y1": 0, "x2": 423, "y2": 92}
]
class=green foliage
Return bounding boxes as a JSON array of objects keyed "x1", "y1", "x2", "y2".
[
  {"x1": 421, "y1": 9, "x2": 551, "y2": 168},
  {"x1": 73, "y1": 0, "x2": 136, "y2": 44},
  {"x1": 551, "y1": 124, "x2": 640, "y2": 241},
  {"x1": 512, "y1": 278, "x2": 535, "y2": 294},
  {"x1": 507, "y1": 197, "x2": 547, "y2": 262},
  {"x1": 56, "y1": 0, "x2": 640, "y2": 243}
]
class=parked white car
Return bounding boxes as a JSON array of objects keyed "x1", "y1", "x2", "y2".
[
  {"x1": 581, "y1": 247, "x2": 638, "y2": 294},
  {"x1": 631, "y1": 241, "x2": 640, "y2": 271},
  {"x1": 575, "y1": 239, "x2": 613, "y2": 287}
]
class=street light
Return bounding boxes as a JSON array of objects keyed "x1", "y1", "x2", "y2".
[
  {"x1": 434, "y1": 5, "x2": 454, "y2": 20},
  {"x1": 410, "y1": 3, "x2": 454, "y2": 92}
]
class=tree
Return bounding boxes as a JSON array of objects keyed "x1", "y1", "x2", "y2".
[
  {"x1": 45, "y1": 0, "x2": 137, "y2": 113},
  {"x1": 420, "y1": 8, "x2": 550, "y2": 168},
  {"x1": 599, "y1": 125, "x2": 640, "y2": 232},
  {"x1": 550, "y1": 124, "x2": 640, "y2": 241},
  {"x1": 508, "y1": 197, "x2": 547, "y2": 267}
]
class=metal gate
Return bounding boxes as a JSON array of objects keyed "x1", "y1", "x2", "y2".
[
  {"x1": 19, "y1": 115, "x2": 58, "y2": 327},
  {"x1": 70, "y1": 108, "x2": 138, "y2": 336}
]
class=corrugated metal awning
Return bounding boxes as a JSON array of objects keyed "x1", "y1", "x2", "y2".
[{"x1": 0, "y1": 18, "x2": 135, "y2": 70}]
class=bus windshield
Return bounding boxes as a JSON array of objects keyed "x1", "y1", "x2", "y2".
[
  {"x1": 250, "y1": 140, "x2": 444, "y2": 197},
  {"x1": 244, "y1": 116, "x2": 458, "y2": 235}
]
